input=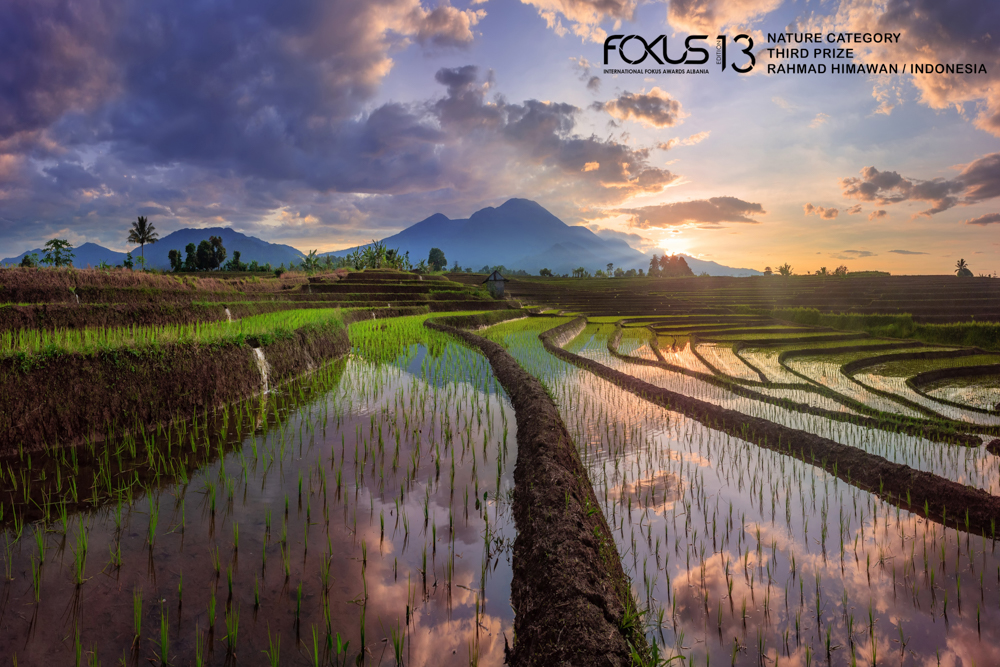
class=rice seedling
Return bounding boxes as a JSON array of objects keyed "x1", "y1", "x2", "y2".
[
  {"x1": 158, "y1": 603, "x2": 169, "y2": 665},
  {"x1": 225, "y1": 603, "x2": 240, "y2": 654}
]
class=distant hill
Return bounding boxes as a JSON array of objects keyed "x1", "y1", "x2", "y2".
[
  {"x1": 2, "y1": 228, "x2": 304, "y2": 269},
  {"x1": 673, "y1": 254, "x2": 761, "y2": 277},
  {"x1": 133, "y1": 227, "x2": 304, "y2": 269},
  {"x1": 333, "y1": 198, "x2": 761, "y2": 276},
  {"x1": 3, "y1": 202, "x2": 761, "y2": 276},
  {"x1": 2, "y1": 242, "x2": 127, "y2": 268}
]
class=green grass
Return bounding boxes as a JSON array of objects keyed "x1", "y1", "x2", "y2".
[
  {"x1": 771, "y1": 307, "x2": 1000, "y2": 351},
  {"x1": 0, "y1": 308, "x2": 345, "y2": 358},
  {"x1": 868, "y1": 354, "x2": 1000, "y2": 378}
]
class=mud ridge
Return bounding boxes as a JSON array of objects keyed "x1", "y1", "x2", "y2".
[
  {"x1": 546, "y1": 317, "x2": 1000, "y2": 536},
  {"x1": 908, "y1": 364, "x2": 1000, "y2": 415},
  {"x1": 425, "y1": 315, "x2": 647, "y2": 667},
  {"x1": 0, "y1": 307, "x2": 421, "y2": 456},
  {"x1": 610, "y1": 322, "x2": 985, "y2": 444}
]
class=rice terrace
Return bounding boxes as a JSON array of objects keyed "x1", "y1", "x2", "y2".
[{"x1": 3, "y1": 259, "x2": 1000, "y2": 667}]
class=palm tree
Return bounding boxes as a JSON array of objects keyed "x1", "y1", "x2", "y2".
[
  {"x1": 955, "y1": 258, "x2": 969, "y2": 276},
  {"x1": 127, "y1": 216, "x2": 159, "y2": 264}
]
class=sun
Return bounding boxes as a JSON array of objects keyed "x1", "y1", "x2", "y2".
[{"x1": 657, "y1": 234, "x2": 693, "y2": 256}]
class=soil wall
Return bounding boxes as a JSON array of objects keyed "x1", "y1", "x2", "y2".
[
  {"x1": 545, "y1": 317, "x2": 1000, "y2": 535},
  {"x1": 0, "y1": 321, "x2": 349, "y2": 456},
  {"x1": 426, "y1": 315, "x2": 645, "y2": 667}
]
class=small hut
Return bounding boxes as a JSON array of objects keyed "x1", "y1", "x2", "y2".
[{"x1": 482, "y1": 270, "x2": 507, "y2": 298}]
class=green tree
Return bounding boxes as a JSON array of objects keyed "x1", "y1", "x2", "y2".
[
  {"x1": 196, "y1": 240, "x2": 214, "y2": 270},
  {"x1": 659, "y1": 254, "x2": 694, "y2": 277},
  {"x1": 123, "y1": 251, "x2": 134, "y2": 270},
  {"x1": 19, "y1": 253, "x2": 39, "y2": 268},
  {"x1": 184, "y1": 243, "x2": 198, "y2": 271},
  {"x1": 763, "y1": 266, "x2": 772, "y2": 276},
  {"x1": 224, "y1": 250, "x2": 246, "y2": 271},
  {"x1": 816, "y1": 266, "x2": 828, "y2": 276},
  {"x1": 301, "y1": 249, "x2": 320, "y2": 273},
  {"x1": 168, "y1": 249, "x2": 183, "y2": 271},
  {"x1": 427, "y1": 247, "x2": 447, "y2": 272},
  {"x1": 648, "y1": 254, "x2": 661, "y2": 277},
  {"x1": 539, "y1": 268, "x2": 553, "y2": 277},
  {"x1": 41, "y1": 239, "x2": 74, "y2": 267},
  {"x1": 777, "y1": 263, "x2": 793, "y2": 277},
  {"x1": 833, "y1": 265, "x2": 848, "y2": 276},
  {"x1": 127, "y1": 216, "x2": 159, "y2": 264},
  {"x1": 606, "y1": 262, "x2": 613, "y2": 275},
  {"x1": 210, "y1": 236, "x2": 226, "y2": 269}
]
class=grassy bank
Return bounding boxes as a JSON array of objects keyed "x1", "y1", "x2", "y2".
[
  {"x1": 770, "y1": 307, "x2": 1000, "y2": 351},
  {"x1": 1, "y1": 308, "x2": 345, "y2": 364},
  {"x1": 0, "y1": 309, "x2": 351, "y2": 454}
]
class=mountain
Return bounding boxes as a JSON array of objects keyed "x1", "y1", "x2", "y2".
[
  {"x1": 133, "y1": 227, "x2": 304, "y2": 269},
  {"x1": 334, "y1": 198, "x2": 761, "y2": 276},
  {"x1": 2, "y1": 242, "x2": 126, "y2": 268},
  {"x1": 333, "y1": 198, "x2": 647, "y2": 275},
  {"x1": 3, "y1": 228, "x2": 303, "y2": 269},
  {"x1": 2, "y1": 202, "x2": 761, "y2": 276},
  {"x1": 672, "y1": 254, "x2": 761, "y2": 277}
]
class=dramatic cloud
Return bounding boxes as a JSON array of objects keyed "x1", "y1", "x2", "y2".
[
  {"x1": 803, "y1": 203, "x2": 839, "y2": 219},
  {"x1": 408, "y1": 2, "x2": 485, "y2": 47},
  {"x1": 620, "y1": 197, "x2": 766, "y2": 228},
  {"x1": 0, "y1": 0, "x2": 683, "y2": 253},
  {"x1": 598, "y1": 88, "x2": 686, "y2": 128},
  {"x1": 868, "y1": 209, "x2": 887, "y2": 220},
  {"x1": 965, "y1": 213, "x2": 1000, "y2": 225},
  {"x1": 430, "y1": 66, "x2": 678, "y2": 203},
  {"x1": 668, "y1": 0, "x2": 781, "y2": 33},
  {"x1": 889, "y1": 249, "x2": 927, "y2": 255},
  {"x1": 521, "y1": 0, "x2": 637, "y2": 42},
  {"x1": 800, "y1": 0, "x2": 1000, "y2": 136},
  {"x1": 839, "y1": 153, "x2": 1000, "y2": 216},
  {"x1": 656, "y1": 131, "x2": 711, "y2": 151}
]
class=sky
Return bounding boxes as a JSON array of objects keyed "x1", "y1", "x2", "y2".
[{"x1": 1, "y1": 0, "x2": 999, "y2": 274}]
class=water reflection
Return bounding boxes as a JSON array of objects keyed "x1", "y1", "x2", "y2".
[{"x1": 0, "y1": 316, "x2": 517, "y2": 666}]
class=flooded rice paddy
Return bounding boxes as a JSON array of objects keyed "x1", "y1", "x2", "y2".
[
  {"x1": 3, "y1": 311, "x2": 1000, "y2": 666},
  {"x1": 0, "y1": 315, "x2": 516, "y2": 666},
  {"x1": 482, "y1": 316, "x2": 1000, "y2": 666}
]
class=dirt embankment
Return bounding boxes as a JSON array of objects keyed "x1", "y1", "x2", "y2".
[
  {"x1": 426, "y1": 315, "x2": 646, "y2": 667},
  {"x1": 0, "y1": 322, "x2": 350, "y2": 456},
  {"x1": 547, "y1": 317, "x2": 1000, "y2": 536},
  {"x1": 909, "y1": 363, "x2": 1000, "y2": 388},
  {"x1": 429, "y1": 309, "x2": 527, "y2": 330},
  {"x1": 841, "y1": 348, "x2": 991, "y2": 375},
  {"x1": 615, "y1": 323, "x2": 987, "y2": 444}
]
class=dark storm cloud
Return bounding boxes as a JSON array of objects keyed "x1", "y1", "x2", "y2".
[
  {"x1": 0, "y1": 0, "x2": 121, "y2": 140},
  {"x1": 0, "y1": 0, "x2": 684, "y2": 254},
  {"x1": 839, "y1": 152, "x2": 1000, "y2": 217},
  {"x1": 429, "y1": 66, "x2": 678, "y2": 198},
  {"x1": 619, "y1": 197, "x2": 766, "y2": 228}
]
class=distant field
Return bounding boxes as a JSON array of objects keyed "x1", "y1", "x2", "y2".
[{"x1": 503, "y1": 273, "x2": 1000, "y2": 323}]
